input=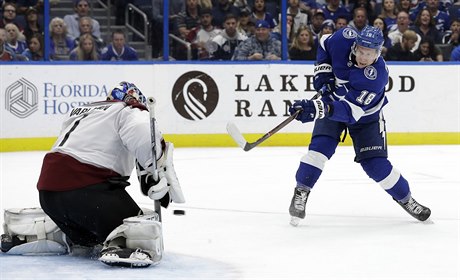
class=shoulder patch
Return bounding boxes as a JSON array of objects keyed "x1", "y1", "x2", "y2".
[
  {"x1": 342, "y1": 28, "x2": 357, "y2": 39},
  {"x1": 364, "y1": 66, "x2": 378, "y2": 80}
]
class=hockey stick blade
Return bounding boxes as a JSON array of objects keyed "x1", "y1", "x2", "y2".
[
  {"x1": 226, "y1": 110, "x2": 301, "y2": 152},
  {"x1": 226, "y1": 122, "x2": 249, "y2": 150}
]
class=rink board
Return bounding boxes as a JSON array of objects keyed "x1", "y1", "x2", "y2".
[{"x1": 0, "y1": 63, "x2": 459, "y2": 151}]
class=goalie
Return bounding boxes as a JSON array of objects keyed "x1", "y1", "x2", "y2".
[{"x1": 1, "y1": 82, "x2": 185, "y2": 268}]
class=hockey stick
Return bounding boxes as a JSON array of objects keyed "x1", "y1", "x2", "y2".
[
  {"x1": 226, "y1": 110, "x2": 301, "y2": 151},
  {"x1": 226, "y1": 92, "x2": 321, "y2": 152},
  {"x1": 147, "y1": 97, "x2": 162, "y2": 222}
]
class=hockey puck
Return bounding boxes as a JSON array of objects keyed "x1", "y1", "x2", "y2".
[{"x1": 173, "y1": 210, "x2": 186, "y2": 215}]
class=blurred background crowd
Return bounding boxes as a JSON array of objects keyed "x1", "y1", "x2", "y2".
[{"x1": 1, "y1": 0, "x2": 460, "y2": 61}]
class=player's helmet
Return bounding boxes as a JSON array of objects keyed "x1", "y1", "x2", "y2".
[
  {"x1": 107, "y1": 81, "x2": 147, "y2": 106},
  {"x1": 355, "y1": 26, "x2": 384, "y2": 51}
]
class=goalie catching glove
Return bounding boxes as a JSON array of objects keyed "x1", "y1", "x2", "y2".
[{"x1": 136, "y1": 142, "x2": 185, "y2": 208}]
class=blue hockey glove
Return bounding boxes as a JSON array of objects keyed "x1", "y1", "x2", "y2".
[
  {"x1": 289, "y1": 99, "x2": 329, "y2": 123},
  {"x1": 313, "y1": 63, "x2": 335, "y2": 92}
]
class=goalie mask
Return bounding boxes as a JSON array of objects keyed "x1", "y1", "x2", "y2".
[{"x1": 107, "y1": 81, "x2": 147, "y2": 107}]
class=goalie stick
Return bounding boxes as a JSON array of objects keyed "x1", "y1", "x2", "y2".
[
  {"x1": 147, "y1": 97, "x2": 162, "y2": 221},
  {"x1": 227, "y1": 92, "x2": 321, "y2": 152}
]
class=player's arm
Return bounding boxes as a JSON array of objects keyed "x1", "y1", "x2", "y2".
[{"x1": 314, "y1": 34, "x2": 335, "y2": 95}]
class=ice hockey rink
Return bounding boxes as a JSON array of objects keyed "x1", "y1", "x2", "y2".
[{"x1": 1, "y1": 145, "x2": 459, "y2": 280}]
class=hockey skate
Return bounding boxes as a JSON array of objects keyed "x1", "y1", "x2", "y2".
[
  {"x1": 395, "y1": 197, "x2": 431, "y2": 221},
  {"x1": 289, "y1": 186, "x2": 310, "y2": 226},
  {"x1": 99, "y1": 246, "x2": 157, "y2": 268}
]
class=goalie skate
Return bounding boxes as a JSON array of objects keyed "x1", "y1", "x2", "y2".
[
  {"x1": 395, "y1": 197, "x2": 431, "y2": 221},
  {"x1": 99, "y1": 247, "x2": 158, "y2": 268},
  {"x1": 289, "y1": 187, "x2": 310, "y2": 226}
]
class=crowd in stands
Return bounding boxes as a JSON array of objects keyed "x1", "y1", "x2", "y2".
[{"x1": 1, "y1": 0, "x2": 460, "y2": 61}]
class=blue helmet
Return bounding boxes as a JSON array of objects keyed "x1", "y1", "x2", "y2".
[
  {"x1": 355, "y1": 26, "x2": 384, "y2": 51},
  {"x1": 107, "y1": 81, "x2": 147, "y2": 106}
]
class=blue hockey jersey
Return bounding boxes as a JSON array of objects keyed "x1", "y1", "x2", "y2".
[{"x1": 317, "y1": 27, "x2": 389, "y2": 124}]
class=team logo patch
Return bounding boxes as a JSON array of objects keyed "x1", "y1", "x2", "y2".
[
  {"x1": 342, "y1": 28, "x2": 357, "y2": 39},
  {"x1": 364, "y1": 66, "x2": 378, "y2": 80}
]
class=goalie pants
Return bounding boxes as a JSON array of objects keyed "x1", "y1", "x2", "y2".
[{"x1": 39, "y1": 181, "x2": 142, "y2": 247}]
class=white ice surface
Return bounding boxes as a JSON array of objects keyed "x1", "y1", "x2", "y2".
[{"x1": 1, "y1": 146, "x2": 459, "y2": 280}]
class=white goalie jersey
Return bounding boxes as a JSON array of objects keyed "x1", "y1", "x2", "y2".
[{"x1": 52, "y1": 100, "x2": 163, "y2": 176}]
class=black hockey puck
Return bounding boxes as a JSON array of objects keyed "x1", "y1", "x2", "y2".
[{"x1": 173, "y1": 210, "x2": 186, "y2": 215}]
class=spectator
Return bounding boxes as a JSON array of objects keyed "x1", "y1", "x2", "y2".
[
  {"x1": 63, "y1": 0, "x2": 101, "y2": 40},
  {"x1": 251, "y1": 0, "x2": 277, "y2": 28},
  {"x1": 211, "y1": 0, "x2": 240, "y2": 28},
  {"x1": 1, "y1": 2, "x2": 25, "y2": 30},
  {"x1": 348, "y1": 6, "x2": 368, "y2": 32},
  {"x1": 150, "y1": 0, "x2": 185, "y2": 58},
  {"x1": 236, "y1": 10, "x2": 255, "y2": 37},
  {"x1": 388, "y1": 11, "x2": 421, "y2": 52},
  {"x1": 22, "y1": 33, "x2": 43, "y2": 60},
  {"x1": 233, "y1": 0, "x2": 251, "y2": 15},
  {"x1": 176, "y1": 0, "x2": 201, "y2": 40},
  {"x1": 409, "y1": 0, "x2": 424, "y2": 23},
  {"x1": 320, "y1": 19, "x2": 335, "y2": 38},
  {"x1": 74, "y1": 16, "x2": 104, "y2": 53},
  {"x1": 233, "y1": 0, "x2": 252, "y2": 16},
  {"x1": 209, "y1": 13, "x2": 247, "y2": 60},
  {"x1": 321, "y1": 0, "x2": 351, "y2": 22},
  {"x1": 174, "y1": 0, "x2": 201, "y2": 59},
  {"x1": 442, "y1": 19, "x2": 460, "y2": 46},
  {"x1": 15, "y1": 0, "x2": 44, "y2": 15},
  {"x1": 187, "y1": 8, "x2": 221, "y2": 60},
  {"x1": 69, "y1": 33, "x2": 100, "y2": 61},
  {"x1": 100, "y1": 30, "x2": 138, "y2": 61},
  {"x1": 232, "y1": 19, "x2": 281, "y2": 60},
  {"x1": 351, "y1": 0, "x2": 376, "y2": 25},
  {"x1": 373, "y1": 16, "x2": 392, "y2": 56},
  {"x1": 413, "y1": 36, "x2": 443, "y2": 61},
  {"x1": 288, "y1": 0, "x2": 308, "y2": 35},
  {"x1": 49, "y1": 17, "x2": 75, "y2": 60},
  {"x1": 385, "y1": 29, "x2": 418, "y2": 61},
  {"x1": 298, "y1": 0, "x2": 318, "y2": 19},
  {"x1": 289, "y1": 24, "x2": 317, "y2": 60},
  {"x1": 378, "y1": 0, "x2": 397, "y2": 32},
  {"x1": 426, "y1": 0, "x2": 450, "y2": 33},
  {"x1": 0, "y1": 27, "x2": 16, "y2": 61},
  {"x1": 396, "y1": 0, "x2": 412, "y2": 17},
  {"x1": 5, "y1": 23, "x2": 27, "y2": 55},
  {"x1": 271, "y1": 13, "x2": 295, "y2": 43},
  {"x1": 309, "y1": 9, "x2": 326, "y2": 40},
  {"x1": 335, "y1": 15, "x2": 348, "y2": 29},
  {"x1": 23, "y1": 7, "x2": 43, "y2": 42},
  {"x1": 411, "y1": 8, "x2": 442, "y2": 44},
  {"x1": 448, "y1": 2, "x2": 460, "y2": 22},
  {"x1": 450, "y1": 45, "x2": 460, "y2": 60}
]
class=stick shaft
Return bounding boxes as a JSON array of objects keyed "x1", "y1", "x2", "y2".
[
  {"x1": 147, "y1": 97, "x2": 162, "y2": 221},
  {"x1": 227, "y1": 92, "x2": 321, "y2": 151}
]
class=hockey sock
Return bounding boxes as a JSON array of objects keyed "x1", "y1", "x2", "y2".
[
  {"x1": 360, "y1": 157, "x2": 410, "y2": 201},
  {"x1": 296, "y1": 150, "x2": 328, "y2": 188}
]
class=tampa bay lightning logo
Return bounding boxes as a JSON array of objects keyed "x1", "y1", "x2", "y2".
[
  {"x1": 342, "y1": 28, "x2": 357, "y2": 39},
  {"x1": 364, "y1": 66, "x2": 378, "y2": 80}
]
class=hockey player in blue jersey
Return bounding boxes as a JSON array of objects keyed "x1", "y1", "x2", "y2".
[{"x1": 288, "y1": 26, "x2": 431, "y2": 226}]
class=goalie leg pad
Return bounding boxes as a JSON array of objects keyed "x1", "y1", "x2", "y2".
[
  {"x1": 2, "y1": 208, "x2": 69, "y2": 255},
  {"x1": 99, "y1": 213, "x2": 163, "y2": 267}
]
